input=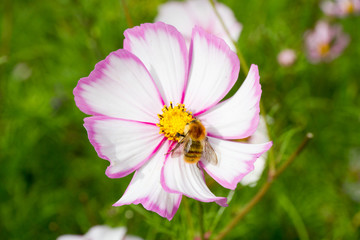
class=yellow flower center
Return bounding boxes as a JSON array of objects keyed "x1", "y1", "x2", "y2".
[
  {"x1": 318, "y1": 43, "x2": 330, "y2": 56},
  {"x1": 157, "y1": 102, "x2": 193, "y2": 141},
  {"x1": 345, "y1": 2, "x2": 354, "y2": 13}
]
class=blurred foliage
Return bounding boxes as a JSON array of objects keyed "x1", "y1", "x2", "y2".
[{"x1": 1, "y1": 0, "x2": 360, "y2": 239}]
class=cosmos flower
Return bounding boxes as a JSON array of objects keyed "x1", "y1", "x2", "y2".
[
  {"x1": 321, "y1": 0, "x2": 360, "y2": 17},
  {"x1": 155, "y1": 0, "x2": 242, "y2": 51},
  {"x1": 57, "y1": 225, "x2": 142, "y2": 240},
  {"x1": 277, "y1": 49, "x2": 297, "y2": 67},
  {"x1": 74, "y1": 22, "x2": 272, "y2": 220},
  {"x1": 240, "y1": 117, "x2": 269, "y2": 186},
  {"x1": 305, "y1": 21, "x2": 349, "y2": 63}
]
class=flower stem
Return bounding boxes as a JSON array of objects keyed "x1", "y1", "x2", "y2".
[
  {"x1": 273, "y1": 133, "x2": 313, "y2": 179},
  {"x1": 198, "y1": 201, "x2": 205, "y2": 240},
  {"x1": 212, "y1": 133, "x2": 313, "y2": 240},
  {"x1": 278, "y1": 193, "x2": 309, "y2": 240},
  {"x1": 120, "y1": 0, "x2": 134, "y2": 28},
  {"x1": 209, "y1": 190, "x2": 235, "y2": 233},
  {"x1": 183, "y1": 197, "x2": 195, "y2": 239}
]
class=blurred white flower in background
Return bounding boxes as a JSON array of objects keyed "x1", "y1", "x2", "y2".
[
  {"x1": 57, "y1": 225, "x2": 142, "y2": 240},
  {"x1": 343, "y1": 148, "x2": 360, "y2": 202},
  {"x1": 12, "y1": 62, "x2": 32, "y2": 81},
  {"x1": 155, "y1": 0, "x2": 242, "y2": 51}
]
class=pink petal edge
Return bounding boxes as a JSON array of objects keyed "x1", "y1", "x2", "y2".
[
  {"x1": 123, "y1": 22, "x2": 189, "y2": 104},
  {"x1": 73, "y1": 49, "x2": 165, "y2": 117},
  {"x1": 201, "y1": 141, "x2": 273, "y2": 190},
  {"x1": 113, "y1": 139, "x2": 182, "y2": 221},
  {"x1": 160, "y1": 153, "x2": 228, "y2": 207},
  {"x1": 203, "y1": 64, "x2": 262, "y2": 140},
  {"x1": 187, "y1": 25, "x2": 240, "y2": 115},
  {"x1": 83, "y1": 116, "x2": 163, "y2": 179},
  {"x1": 113, "y1": 186, "x2": 182, "y2": 221}
]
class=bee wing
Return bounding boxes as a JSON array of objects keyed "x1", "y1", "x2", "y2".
[
  {"x1": 203, "y1": 138, "x2": 218, "y2": 165},
  {"x1": 170, "y1": 142, "x2": 184, "y2": 158},
  {"x1": 170, "y1": 135, "x2": 190, "y2": 158}
]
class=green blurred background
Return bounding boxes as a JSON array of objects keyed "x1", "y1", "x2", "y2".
[{"x1": 1, "y1": 0, "x2": 360, "y2": 239}]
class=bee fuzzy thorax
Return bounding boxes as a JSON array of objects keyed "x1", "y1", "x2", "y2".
[{"x1": 186, "y1": 120, "x2": 206, "y2": 141}]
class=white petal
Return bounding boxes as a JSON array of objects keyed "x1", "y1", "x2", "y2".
[
  {"x1": 84, "y1": 226, "x2": 127, "y2": 240},
  {"x1": 240, "y1": 116, "x2": 270, "y2": 186},
  {"x1": 84, "y1": 117, "x2": 163, "y2": 178},
  {"x1": 184, "y1": 26, "x2": 239, "y2": 115},
  {"x1": 239, "y1": 155, "x2": 266, "y2": 187},
  {"x1": 114, "y1": 141, "x2": 182, "y2": 221},
  {"x1": 124, "y1": 22, "x2": 188, "y2": 105},
  {"x1": 248, "y1": 116, "x2": 270, "y2": 144},
  {"x1": 74, "y1": 49, "x2": 163, "y2": 123},
  {"x1": 198, "y1": 64, "x2": 261, "y2": 139},
  {"x1": 155, "y1": 2, "x2": 195, "y2": 43},
  {"x1": 161, "y1": 151, "x2": 228, "y2": 206},
  {"x1": 201, "y1": 137, "x2": 272, "y2": 190}
]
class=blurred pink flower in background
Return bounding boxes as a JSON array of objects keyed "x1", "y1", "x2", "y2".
[
  {"x1": 57, "y1": 226, "x2": 142, "y2": 240},
  {"x1": 305, "y1": 21, "x2": 350, "y2": 63},
  {"x1": 277, "y1": 49, "x2": 297, "y2": 67},
  {"x1": 155, "y1": 0, "x2": 242, "y2": 51},
  {"x1": 321, "y1": 0, "x2": 360, "y2": 17}
]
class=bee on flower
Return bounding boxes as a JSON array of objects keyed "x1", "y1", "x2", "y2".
[
  {"x1": 304, "y1": 21, "x2": 350, "y2": 63},
  {"x1": 168, "y1": 118, "x2": 218, "y2": 165},
  {"x1": 74, "y1": 22, "x2": 272, "y2": 220}
]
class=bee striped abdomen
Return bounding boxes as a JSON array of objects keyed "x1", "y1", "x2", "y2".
[{"x1": 184, "y1": 140, "x2": 203, "y2": 163}]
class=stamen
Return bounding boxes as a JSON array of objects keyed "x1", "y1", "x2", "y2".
[
  {"x1": 346, "y1": 2, "x2": 354, "y2": 13},
  {"x1": 157, "y1": 103, "x2": 193, "y2": 141},
  {"x1": 318, "y1": 43, "x2": 330, "y2": 56}
]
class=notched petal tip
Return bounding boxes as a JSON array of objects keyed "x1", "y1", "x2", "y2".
[
  {"x1": 198, "y1": 63, "x2": 262, "y2": 140},
  {"x1": 123, "y1": 21, "x2": 189, "y2": 105},
  {"x1": 73, "y1": 48, "x2": 164, "y2": 122},
  {"x1": 112, "y1": 142, "x2": 183, "y2": 220},
  {"x1": 202, "y1": 138, "x2": 273, "y2": 190},
  {"x1": 185, "y1": 25, "x2": 240, "y2": 115},
  {"x1": 161, "y1": 155, "x2": 228, "y2": 207}
]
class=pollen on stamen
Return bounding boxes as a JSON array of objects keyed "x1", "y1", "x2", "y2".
[
  {"x1": 346, "y1": 2, "x2": 354, "y2": 13},
  {"x1": 318, "y1": 43, "x2": 330, "y2": 56},
  {"x1": 156, "y1": 102, "x2": 193, "y2": 141}
]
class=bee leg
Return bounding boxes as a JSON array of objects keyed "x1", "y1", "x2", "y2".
[
  {"x1": 165, "y1": 147, "x2": 176, "y2": 155},
  {"x1": 196, "y1": 162, "x2": 202, "y2": 170},
  {"x1": 176, "y1": 132, "x2": 185, "y2": 138}
]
